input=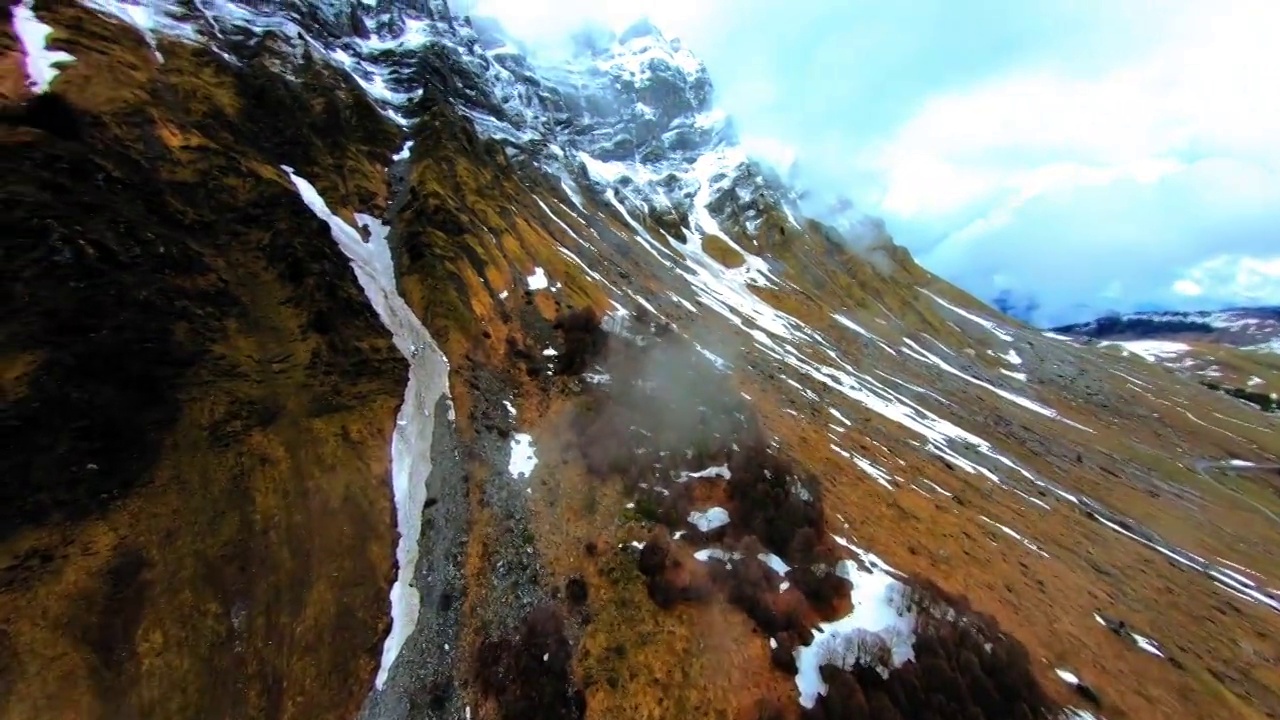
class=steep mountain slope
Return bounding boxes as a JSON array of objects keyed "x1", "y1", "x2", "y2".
[{"x1": 4, "y1": 3, "x2": 1280, "y2": 720}]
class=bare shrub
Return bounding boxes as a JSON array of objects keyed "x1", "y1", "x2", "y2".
[
  {"x1": 818, "y1": 630, "x2": 894, "y2": 676},
  {"x1": 803, "y1": 577, "x2": 1056, "y2": 720},
  {"x1": 753, "y1": 698, "x2": 790, "y2": 720},
  {"x1": 475, "y1": 604, "x2": 586, "y2": 720},
  {"x1": 552, "y1": 308, "x2": 607, "y2": 376},
  {"x1": 635, "y1": 530, "x2": 714, "y2": 609}
]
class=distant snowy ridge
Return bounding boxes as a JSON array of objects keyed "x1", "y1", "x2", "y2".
[{"x1": 1055, "y1": 306, "x2": 1280, "y2": 354}]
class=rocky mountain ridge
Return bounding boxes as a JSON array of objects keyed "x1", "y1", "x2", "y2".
[
  {"x1": 4, "y1": 2, "x2": 1280, "y2": 720},
  {"x1": 1051, "y1": 307, "x2": 1280, "y2": 413},
  {"x1": 1054, "y1": 306, "x2": 1280, "y2": 354}
]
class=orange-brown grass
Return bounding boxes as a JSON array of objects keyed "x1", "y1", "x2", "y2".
[
  {"x1": 517, "y1": 329, "x2": 1066, "y2": 719},
  {"x1": 522, "y1": 401, "x2": 793, "y2": 720},
  {"x1": 737, "y1": 331, "x2": 1280, "y2": 720},
  {"x1": 703, "y1": 234, "x2": 747, "y2": 268}
]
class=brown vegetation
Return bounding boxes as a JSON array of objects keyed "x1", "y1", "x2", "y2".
[
  {"x1": 553, "y1": 308, "x2": 609, "y2": 377},
  {"x1": 801, "y1": 579, "x2": 1055, "y2": 720},
  {"x1": 702, "y1": 234, "x2": 747, "y2": 268},
  {"x1": 1, "y1": 6, "x2": 406, "y2": 718},
  {"x1": 476, "y1": 604, "x2": 587, "y2": 720},
  {"x1": 558, "y1": 332, "x2": 1062, "y2": 719}
]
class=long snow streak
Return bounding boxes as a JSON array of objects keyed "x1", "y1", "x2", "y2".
[
  {"x1": 282, "y1": 166, "x2": 452, "y2": 689},
  {"x1": 12, "y1": 0, "x2": 76, "y2": 92}
]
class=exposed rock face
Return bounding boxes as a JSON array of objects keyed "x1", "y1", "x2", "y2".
[
  {"x1": 2, "y1": 4, "x2": 406, "y2": 718},
  {"x1": 4, "y1": 3, "x2": 1280, "y2": 720}
]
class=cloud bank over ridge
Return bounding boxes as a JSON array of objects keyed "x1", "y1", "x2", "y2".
[{"x1": 471, "y1": 0, "x2": 1280, "y2": 326}]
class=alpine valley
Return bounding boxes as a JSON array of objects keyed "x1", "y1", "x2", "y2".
[{"x1": 3, "y1": 2, "x2": 1279, "y2": 719}]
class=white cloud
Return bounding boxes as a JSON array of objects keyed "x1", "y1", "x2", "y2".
[
  {"x1": 470, "y1": 0, "x2": 716, "y2": 48},
  {"x1": 468, "y1": 0, "x2": 1280, "y2": 323},
  {"x1": 1175, "y1": 256, "x2": 1280, "y2": 306},
  {"x1": 1172, "y1": 279, "x2": 1203, "y2": 297},
  {"x1": 862, "y1": 2, "x2": 1280, "y2": 322}
]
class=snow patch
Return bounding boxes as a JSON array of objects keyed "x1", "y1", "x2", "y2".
[
  {"x1": 281, "y1": 167, "x2": 452, "y2": 690},
  {"x1": 527, "y1": 266, "x2": 549, "y2": 291},
  {"x1": 979, "y1": 516, "x2": 1050, "y2": 558},
  {"x1": 392, "y1": 140, "x2": 415, "y2": 161},
  {"x1": 794, "y1": 543, "x2": 915, "y2": 707},
  {"x1": 688, "y1": 507, "x2": 731, "y2": 532},
  {"x1": 922, "y1": 289, "x2": 1014, "y2": 341},
  {"x1": 508, "y1": 433, "x2": 538, "y2": 479},
  {"x1": 694, "y1": 548, "x2": 743, "y2": 564},
  {"x1": 758, "y1": 552, "x2": 791, "y2": 577},
  {"x1": 1099, "y1": 340, "x2": 1191, "y2": 362},
  {"x1": 12, "y1": 1, "x2": 76, "y2": 92},
  {"x1": 678, "y1": 465, "x2": 731, "y2": 481}
]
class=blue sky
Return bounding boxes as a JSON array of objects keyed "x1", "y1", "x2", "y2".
[{"x1": 470, "y1": 0, "x2": 1280, "y2": 326}]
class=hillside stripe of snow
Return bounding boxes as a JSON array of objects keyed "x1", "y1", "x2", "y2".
[
  {"x1": 282, "y1": 167, "x2": 452, "y2": 690},
  {"x1": 602, "y1": 189, "x2": 677, "y2": 266},
  {"x1": 1131, "y1": 632, "x2": 1165, "y2": 657},
  {"x1": 1109, "y1": 369, "x2": 1152, "y2": 388},
  {"x1": 533, "y1": 195, "x2": 588, "y2": 246},
  {"x1": 13, "y1": 1, "x2": 77, "y2": 92},
  {"x1": 1179, "y1": 408, "x2": 1248, "y2": 443},
  {"x1": 874, "y1": 370, "x2": 954, "y2": 406},
  {"x1": 549, "y1": 242, "x2": 620, "y2": 294},
  {"x1": 830, "y1": 445, "x2": 894, "y2": 490},
  {"x1": 80, "y1": 0, "x2": 167, "y2": 60},
  {"x1": 901, "y1": 338, "x2": 1093, "y2": 432},
  {"x1": 921, "y1": 289, "x2": 1014, "y2": 341},
  {"x1": 1092, "y1": 513, "x2": 1280, "y2": 612},
  {"x1": 80, "y1": 0, "x2": 201, "y2": 43},
  {"x1": 768, "y1": 332, "x2": 1037, "y2": 487},
  {"x1": 1246, "y1": 338, "x2": 1280, "y2": 354},
  {"x1": 833, "y1": 314, "x2": 898, "y2": 355},
  {"x1": 669, "y1": 291, "x2": 699, "y2": 312},
  {"x1": 979, "y1": 516, "x2": 1050, "y2": 558}
]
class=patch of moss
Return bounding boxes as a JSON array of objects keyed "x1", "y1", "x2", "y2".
[{"x1": 701, "y1": 233, "x2": 746, "y2": 268}]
